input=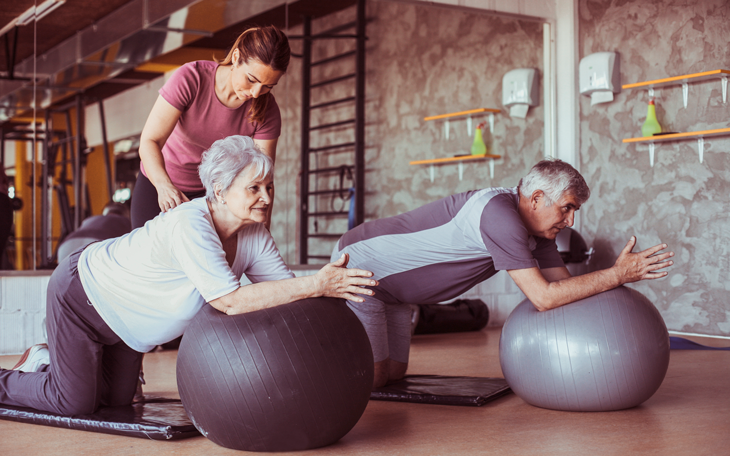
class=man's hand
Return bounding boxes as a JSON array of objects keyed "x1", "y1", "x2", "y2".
[
  {"x1": 508, "y1": 237, "x2": 674, "y2": 312},
  {"x1": 613, "y1": 236, "x2": 674, "y2": 284}
]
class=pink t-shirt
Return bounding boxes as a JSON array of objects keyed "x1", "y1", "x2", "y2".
[{"x1": 142, "y1": 61, "x2": 282, "y2": 192}]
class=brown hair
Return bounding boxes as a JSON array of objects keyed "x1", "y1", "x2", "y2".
[{"x1": 218, "y1": 26, "x2": 290, "y2": 124}]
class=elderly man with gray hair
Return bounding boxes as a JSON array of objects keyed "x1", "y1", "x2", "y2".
[{"x1": 332, "y1": 158, "x2": 674, "y2": 388}]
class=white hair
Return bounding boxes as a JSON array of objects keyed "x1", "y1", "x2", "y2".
[
  {"x1": 198, "y1": 136, "x2": 273, "y2": 202},
  {"x1": 518, "y1": 158, "x2": 590, "y2": 206}
]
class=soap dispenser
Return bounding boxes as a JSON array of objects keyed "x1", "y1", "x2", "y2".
[{"x1": 642, "y1": 99, "x2": 662, "y2": 138}]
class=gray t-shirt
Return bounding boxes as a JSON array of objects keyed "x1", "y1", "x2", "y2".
[{"x1": 333, "y1": 187, "x2": 564, "y2": 305}]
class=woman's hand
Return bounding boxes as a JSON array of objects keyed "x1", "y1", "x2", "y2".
[
  {"x1": 313, "y1": 253, "x2": 378, "y2": 302},
  {"x1": 156, "y1": 182, "x2": 190, "y2": 212}
]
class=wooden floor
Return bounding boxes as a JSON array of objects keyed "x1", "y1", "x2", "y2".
[{"x1": 1, "y1": 327, "x2": 729, "y2": 455}]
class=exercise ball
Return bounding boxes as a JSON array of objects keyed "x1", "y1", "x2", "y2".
[
  {"x1": 176, "y1": 298, "x2": 374, "y2": 451},
  {"x1": 499, "y1": 286, "x2": 669, "y2": 412}
]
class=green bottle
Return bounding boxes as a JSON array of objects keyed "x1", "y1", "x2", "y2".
[
  {"x1": 471, "y1": 126, "x2": 487, "y2": 155},
  {"x1": 641, "y1": 99, "x2": 662, "y2": 138}
]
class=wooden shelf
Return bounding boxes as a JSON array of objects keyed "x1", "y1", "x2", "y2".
[
  {"x1": 622, "y1": 69, "x2": 730, "y2": 90},
  {"x1": 622, "y1": 128, "x2": 730, "y2": 143},
  {"x1": 623, "y1": 128, "x2": 730, "y2": 167},
  {"x1": 409, "y1": 154, "x2": 502, "y2": 165},
  {"x1": 424, "y1": 108, "x2": 500, "y2": 122},
  {"x1": 622, "y1": 70, "x2": 730, "y2": 167},
  {"x1": 410, "y1": 154, "x2": 502, "y2": 182}
]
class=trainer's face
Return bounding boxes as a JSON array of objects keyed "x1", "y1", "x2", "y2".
[
  {"x1": 530, "y1": 191, "x2": 580, "y2": 239},
  {"x1": 231, "y1": 53, "x2": 283, "y2": 101}
]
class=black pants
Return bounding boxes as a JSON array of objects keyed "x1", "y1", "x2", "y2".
[
  {"x1": 0, "y1": 248, "x2": 143, "y2": 415},
  {"x1": 130, "y1": 173, "x2": 205, "y2": 230},
  {"x1": 0, "y1": 193, "x2": 12, "y2": 269}
]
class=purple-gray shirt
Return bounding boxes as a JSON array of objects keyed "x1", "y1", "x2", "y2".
[{"x1": 333, "y1": 187, "x2": 564, "y2": 304}]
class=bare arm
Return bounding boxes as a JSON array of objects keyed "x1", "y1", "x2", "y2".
[
  {"x1": 253, "y1": 137, "x2": 279, "y2": 163},
  {"x1": 139, "y1": 95, "x2": 188, "y2": 212},
  {"x1": 253, "y1": 137, "x2": 279, "y2": 230},
  {"x1": 208, "y1": 253, "x2": 378, "y2": 315},
  {"x1": 540, "y1": 266, "x2": 572, "y2": 282},
  {"x1": 508, "y1": 237, "x2": 674, "y2": 311}
]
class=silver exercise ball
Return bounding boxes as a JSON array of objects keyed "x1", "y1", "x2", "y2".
[{"x1": 499, "y1": 286, "x2": 669, "y2": 412}]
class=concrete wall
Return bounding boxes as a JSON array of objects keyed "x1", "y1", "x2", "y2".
[{"x1": 578, "y1": 0, "x2": 730, "y2": 337}]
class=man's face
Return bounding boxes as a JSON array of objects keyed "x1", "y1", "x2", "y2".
[{"x1": 530, "y1": 191, "x2": 581, "y2": 239}]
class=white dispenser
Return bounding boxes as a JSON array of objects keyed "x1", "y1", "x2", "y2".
[
  {"x1": 579, "y1": 52, "x2": 620, "y2": 105},
  {"x1": 502, "y1": 68, "x2": 539, "y2": 118}
]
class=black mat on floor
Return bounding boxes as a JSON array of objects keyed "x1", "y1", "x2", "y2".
[
  {"x1": 370, "y1": 375, "x2": 512, "y2": 407},
  {"x1": 0, "y1": 396, "x2": 199, "y2": 440},
  {"x1": 670, "y1": 336, "x2": 730, "y2": 350}
]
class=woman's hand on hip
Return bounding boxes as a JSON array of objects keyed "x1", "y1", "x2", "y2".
[
  {"x1": 156, "y1": 182, "x2": 190, "y2": 212},
  {"x1": 314, "y1": 253, "x2": 378, "y2": 302}
]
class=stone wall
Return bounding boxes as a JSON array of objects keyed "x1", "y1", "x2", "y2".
[{"x1": 578, "y1": 0, "x2": 730, "y2": 336}]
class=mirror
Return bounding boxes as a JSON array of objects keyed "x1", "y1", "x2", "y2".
[{"x1": 273, "y1": 1, "x2": 550, "y2": 263}]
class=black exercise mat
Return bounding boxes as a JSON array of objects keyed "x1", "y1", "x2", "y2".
[
  {"x1": 370, "y1": 375, "x2": 512, "y2": 407},
  {"x1": 670, "y1": 336, "x2": 730, "y2": 350},
  {"x1": 0, "y1": 396, "x2": 200, "y2": 440}
]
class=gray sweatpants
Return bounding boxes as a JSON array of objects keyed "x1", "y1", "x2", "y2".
[{"x1": 0, "y1": 248, "x2": 143, "y2": 415}]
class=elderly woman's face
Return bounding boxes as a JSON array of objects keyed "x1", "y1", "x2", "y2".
[{"x1": 224, "y1": 165, "x2": 273, "y2": 225}]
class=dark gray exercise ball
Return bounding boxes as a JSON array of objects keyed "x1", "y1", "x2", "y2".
[
  {"x1": 177, "y1": 298, "x2": 374, "y2": 451},
  {"x1": 499, "y1": 286, "x2": 669, "y2": 412}
]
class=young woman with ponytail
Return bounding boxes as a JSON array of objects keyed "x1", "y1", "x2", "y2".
[{"x1": 131, "y1": 26, "x2": 290, "y2": 230}]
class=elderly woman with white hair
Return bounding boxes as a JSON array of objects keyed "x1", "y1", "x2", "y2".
[
  {"x1": 332, "y1": 158, "x2": 674, "y2": 388},
  {"x1": 0, "y1": 135, "x2": 377, "y2": 416}
]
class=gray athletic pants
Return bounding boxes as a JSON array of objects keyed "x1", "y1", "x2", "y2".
[{"x1": 0, "y1": 248, "x2": 143, "y2": 415}]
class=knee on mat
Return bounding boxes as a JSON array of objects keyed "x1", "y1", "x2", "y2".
[
  {"x1": 55, "y1": 396, "x2": 98, "y2": 416},
  {"x1": 373, "y1": 359, "x2": 408, "y2": 388}
]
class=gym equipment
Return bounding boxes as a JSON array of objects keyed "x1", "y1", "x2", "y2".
[
  {"x1": 499, "y1": 286, "x2": 669, "y2": 411},
  {"x1": 670, "y1": 336, "x2": 730, "y2": 350},
  {"x1": 371, "y1": 375, "x2": 511, "y2": 406},
  {"x1": 176, "y1": 298, "x2": 374, "y2": 451},
  {"x1": 413, "y1": 299, "x2": 489, "y2": 335},
  {"x1": 0, "y1": 397, "x2": 198, "y2": 440}
]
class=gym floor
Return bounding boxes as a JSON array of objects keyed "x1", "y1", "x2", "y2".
[{"x1": 1, "y1": 327, "x2": 729, "y2": 455}]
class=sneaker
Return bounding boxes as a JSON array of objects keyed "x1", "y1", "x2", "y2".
[{"x1": 12, "y1": 344, "x2": 50, "y2": 372}]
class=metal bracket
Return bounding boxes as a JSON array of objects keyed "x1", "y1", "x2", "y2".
[
  {"x1": 488, "y1": 113, "x2": 495, "y2": 134},
  {"x1": 429, "y1": 164, "x2": 435, "y2": 182},
  {"x1": 489, "y1": 159, "x2": 495, "y2": 179},
  {"x1": 682, "y1": 82, "x2": 689, "y2": 109},
  {"x1": 649, "y1": 142, "x2": 655, "y2": 167},
  {"x1": 467, "y1": 116, "x2": 473, "y2": 137},
  {"x1": 444, "y1": 119, "x2": 450, "y2": 140},
  {"x1": 722, "y1": 76, "x2": 728, "y2": 104},
  {"x1": 458, "y1": 162, "x2": 464, "y2": 181},
  {"x1": 698, "y1": 137, "x2": 704, "y2": 164}
]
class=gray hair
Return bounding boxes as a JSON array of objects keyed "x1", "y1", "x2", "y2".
[
  {"x1": 518, "y1": 158, "x2": 590, "y2": 206},
  {"x1": 199, "y1": 135, "x2": 273, "y2": 202}
]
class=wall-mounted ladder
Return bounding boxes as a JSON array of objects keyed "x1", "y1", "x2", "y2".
[{"x1": 299, "y1": 0, "x2": 366, "y2": 264}]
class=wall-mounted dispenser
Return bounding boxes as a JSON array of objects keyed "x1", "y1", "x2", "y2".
[
  {"x1": 579, "y1": 51, "x2": 620, "y2": 106},
  {"x1": 502, "y1": 68, "x2": 539, "y2": 119}
]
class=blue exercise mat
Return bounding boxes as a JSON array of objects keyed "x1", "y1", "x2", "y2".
[{"x1": 669, "y1": 336, "x2": 730, "y2": 350}]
